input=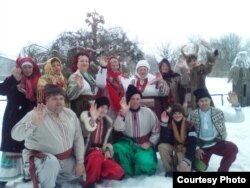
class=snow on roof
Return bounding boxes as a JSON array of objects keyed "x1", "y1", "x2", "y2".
[{"x1": 0, "y1": 54, "x2": 15, "y2": 61}]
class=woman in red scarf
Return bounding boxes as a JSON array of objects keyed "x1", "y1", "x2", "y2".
[
  {"x1": 0, "y1": 57, "x2": 41, "y2": 186},
  {"x1": 96, "y1": 56, "x2": 127, "y2": 119}
]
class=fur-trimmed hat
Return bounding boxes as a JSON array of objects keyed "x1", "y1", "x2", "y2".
[
  {"x1": 193, "y1": 88, "x2": 211, "y2": 102},
  {"x1": 171, "y1": 103, "x2": 185, "y2": 116},
  {"x1": 95, "y1": 96, "x2": 110, "y2": 109},
  {"x1": 44, "y1": 84, "x2": 65, "y2": 98},
  {"x1": 126, "y1": 84, "x2": 142, "y2": 104}
]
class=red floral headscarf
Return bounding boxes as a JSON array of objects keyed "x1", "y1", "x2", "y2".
[{"x1": 106, "y1": 57, "x2": 126, "y2": 112}]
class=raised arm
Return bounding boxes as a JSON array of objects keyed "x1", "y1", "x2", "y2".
[
  {"x1": 95, "y1": 67, "x2": 107, "y2": 89},
  {"x1": 113, "y1": 97, "x2": 130, "y2": 131},
  {"x1": 11, "y1": 104, "x2": 46, "y2": 141},
  {"x1": 223, "y1": 91, "x2": 245, "y2": 123},
  {"x1": 0, "y1": 68, "x2": 22, "y2": 95},
  {"x1": 67, "y1": 73, "x2": 83, "y2": 100}
]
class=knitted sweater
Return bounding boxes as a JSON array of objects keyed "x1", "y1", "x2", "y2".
[{"x1": 189, "y1": 107, "x2": 227, "y2": 148}]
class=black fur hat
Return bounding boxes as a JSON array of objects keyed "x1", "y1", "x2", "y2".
[
  {"x1": 95, "y1": 96, "x2": 110, "y2": 109},
  {"x1": 126, "y1": 85, "x2": 142, "y2": 104},
  {"x1": 193, "y1": 88, "x2": 211, "y2": 102}
]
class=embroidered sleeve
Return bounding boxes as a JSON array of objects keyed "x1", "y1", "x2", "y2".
[
  {"x1": 25, "y1": 121, "x2": 38, "y2": 130},
  {"x1": 11, "y1": 112, "x2": 37, "y2": 141},
  {"x1": 67, "y1": 74, "x2": 83, "y2": 100},
  {"x1": 114, "y1": 115, "x2": 126, "y2": 131},
  {"x1": 149, "y1": 110, "x2": 160, "y2": 146}
]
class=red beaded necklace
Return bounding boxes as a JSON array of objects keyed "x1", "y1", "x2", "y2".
[{"x1": 135, "y1": 78, "x2": 148, "y2": 93}]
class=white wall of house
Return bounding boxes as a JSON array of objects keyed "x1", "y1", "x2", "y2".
[{"x1": 0, "y1": 56, "x2": 15, "y2": 81}]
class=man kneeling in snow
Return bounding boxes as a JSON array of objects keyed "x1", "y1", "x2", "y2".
[
  {"x1": 189, "y1": 88, "x2": 238, "y2": 172},
  {"x1": 113, "y1": 85, "x2": 160, "y2": 176},
  {"x1": 80, "y1": 96, "x2": 124, "y2": 188},
  {"x1": 11, "y1": 84, "x2": 85, "y2": 188}
]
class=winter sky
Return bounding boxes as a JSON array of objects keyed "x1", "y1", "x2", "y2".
[
  {"x1": 1, "y1": 0, "x2": 250, "y2": 58},
  {"x1": 0, "y1": 78, "x2": 250, "y2": 188}
]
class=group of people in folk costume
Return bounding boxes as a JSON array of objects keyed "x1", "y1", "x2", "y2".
[{"x1": 0, "y1": 41, "x2": 245, "y2": 188}]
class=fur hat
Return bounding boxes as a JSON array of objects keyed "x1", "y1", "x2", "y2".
[
  {"x1": 193, "y1": 88, "x2": 211, "y2": 102},
  {"x1": 170, "y1": 103, "x2": 185, "y2": 116},
  {"x1": 44, "y1": 84, "x2": 65, "y2": 98},
  {"x1": 126, "y1": 84, "x2": 142, "y2": 104},
  {"x1": 181, "y1": 44, "x2": 199, "y2": 64},
  {"x1": 95, "y1": 96, "x2": 110, "y2": 109}
]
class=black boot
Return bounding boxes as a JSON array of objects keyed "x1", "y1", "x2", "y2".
[{"x1": 165, "y1": 171, "x2": 173, "y2": 177}]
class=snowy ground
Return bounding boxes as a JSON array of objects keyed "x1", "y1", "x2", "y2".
[{"x1": 0, "y1": 77, "x2": 249, "y2": 188}]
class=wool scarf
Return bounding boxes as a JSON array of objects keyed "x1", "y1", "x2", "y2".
[{"x1": 81, "y1": 71, "x2": 96, "y2": 94}]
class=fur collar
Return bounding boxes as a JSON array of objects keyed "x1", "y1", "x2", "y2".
[{"x1": 80, "y1": 111, "x2": 113, "y2": 132}]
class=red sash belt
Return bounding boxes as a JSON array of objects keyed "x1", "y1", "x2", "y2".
[
  {"x1": 27, "y1": 147, "x2": 73, "y2": 188},
  {"x1": 55, "y1": 148, "x2": 73, "y2": 160},
  {"x1": 5, "y1": 152, "x2": 22, "y2": 159},
  {"x1": 81, "y1": 95, "x2": 95, "y2": 101},
  {"x1": 133, "y1": 135, "x2": 150, "y2": 144}
]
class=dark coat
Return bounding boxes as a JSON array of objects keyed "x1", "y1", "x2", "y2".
[
  {"x1": 0, "y1": 75, "x2": 36, "y2": 152},
  {"x1": 158, "y1": 120, "x2": 197, "y2": 162}
]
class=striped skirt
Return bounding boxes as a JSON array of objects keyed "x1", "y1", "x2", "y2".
[{"x1": 0, "y1": 152, "x2": 23, "y2": 182}]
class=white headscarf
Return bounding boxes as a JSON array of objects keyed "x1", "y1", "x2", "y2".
[
  {"x1": 135, "y1": 60, "x2": 150, "y2": 79},
  {"x1": 21, "y1": 61, "x2": 33, "y2": 67}
]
